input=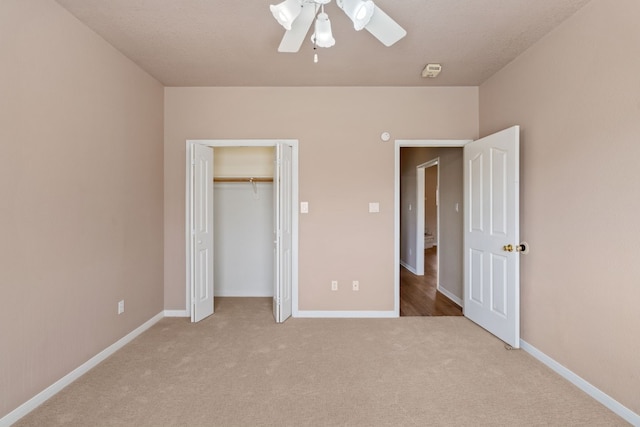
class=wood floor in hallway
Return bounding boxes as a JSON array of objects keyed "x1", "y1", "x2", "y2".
[{"x1": 400, "y1": 246, "x2": 463, "y2": 316}]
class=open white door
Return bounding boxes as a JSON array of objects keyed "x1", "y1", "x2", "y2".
[
  {"x1": 190, "y1": 144, "x2": 214, "y2": 322},
  {"x1": 273, "y1": 143, "x2": 293, "y2": 323},
  {"x1": 463, "y1": 126, "x2": 520, "y2": 347}
]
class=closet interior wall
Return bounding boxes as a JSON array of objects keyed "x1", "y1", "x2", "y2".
[{"x1": 213, "y1": 147, "x2": 275, "y2": 297}]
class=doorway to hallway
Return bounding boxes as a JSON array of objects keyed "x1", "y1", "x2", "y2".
[{"x1": 396, "y1": 142, "x2": 467, "y2": 317}]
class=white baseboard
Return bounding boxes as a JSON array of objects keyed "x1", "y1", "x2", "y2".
[
  {"x1": 0, "y1": 312, "x2": 164, "y2": 427},
  {"x1": 296, "y1": 310, "x2": 397, "y2": 318},
  {"x1": 436, "y1": 286, "x2": 463, "y2": 307},
  {"x1": 164, "y1": 310, "x2": 189, "y2": 317},
  {"x1": 399, "y1": 260, "x2": 418, "y2": 275},
  {"x1": 520, "y1": 340, "x2": 639, "y2": 426},
  {"x1": 8, "y1": 312, "x2": 636, "y2": 426}
]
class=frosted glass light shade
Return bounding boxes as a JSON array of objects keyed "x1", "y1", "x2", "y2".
[
  {"x1": 338, "y1": 0, "x2": 374, "y2": 31},
  {"x1": 311, "y1": 12, "x2": 335, "y2": 48},
  {"x1": 270, "y1": 0, "x2": 302, "y2": 30}
]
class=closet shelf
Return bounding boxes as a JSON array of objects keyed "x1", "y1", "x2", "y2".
[{"x1": 213, "y1": 177, "x2": 273, "y2": 183}]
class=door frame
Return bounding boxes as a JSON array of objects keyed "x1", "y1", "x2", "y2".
[
  {"x1": 185, "y1": 139, "x2": 299, "y2": 319},
  {"x1": 415, "y1": 158, "x2": 439, "y2": 276},
  {"x1": 394, "y1": 139, "x2": 470, "y2": 316}
]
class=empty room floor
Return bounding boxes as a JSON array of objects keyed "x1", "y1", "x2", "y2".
[{"x1": 14, "y1": 298, "x2": 624, "y2": 426}]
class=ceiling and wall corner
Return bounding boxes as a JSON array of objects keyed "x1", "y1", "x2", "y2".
[{"x1": 53, "y1": 0, "x2": 590, "y2": 86}]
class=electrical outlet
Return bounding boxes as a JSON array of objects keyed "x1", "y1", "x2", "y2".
[
  {"x1": 118, "y1": 300, "x2": 125, "y2": 315},
  {"x1": 331, "y1": 280, "x2": 338, "y2": 291},
  {"x1": 352, "y1": 281, "x2": 359, "y2": 291}
]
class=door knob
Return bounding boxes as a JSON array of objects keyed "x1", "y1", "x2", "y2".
[{"x1": 503, "y1": 242, "x2": 529, "y2": 254}]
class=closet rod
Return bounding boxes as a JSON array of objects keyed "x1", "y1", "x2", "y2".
[{"x1": 213, "y1": 177, "x2": 273, "y2": 183}]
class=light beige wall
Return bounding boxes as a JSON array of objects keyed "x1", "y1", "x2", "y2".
[
  {"x1": 435, "y1": 148, "x2": 464, "y2": 299},
  {"x1": 214, "y1": 147, "x2": 275, "y2": 178},
  {"x1": 165, "y1": 87, "x2": 478, "y2": 311},
  {"x1": 425, "y1": 166, "x2": 437, "y2": 239},
  {"x1": 0, "y1": 0, "x2": 164, "y2": 418},
  {"x1": 480, "y1": 0, "x2": 640, "y2": 413},
  {"x1": 399, "y1": 147, "x2": 464, "y2": 300},
  {"x1": 399, "y1": 147, "x2": 438, "y2": 268}
]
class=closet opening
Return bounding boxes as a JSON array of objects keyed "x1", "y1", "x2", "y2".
[
  {"x1": 186, "y1": 140, "x2": 298, "y2": 323},
  {"x1": 213, "y1": 147, "x2": 275, "y2": 301}
]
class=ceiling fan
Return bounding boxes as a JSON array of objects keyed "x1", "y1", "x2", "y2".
[{"x1": 270, "y1": 0, "x2": 407, "y2": 55}]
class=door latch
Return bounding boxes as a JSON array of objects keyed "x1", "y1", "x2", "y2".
[{"x1": 503, "y1": 242, "x2": 529, "y2": 254}]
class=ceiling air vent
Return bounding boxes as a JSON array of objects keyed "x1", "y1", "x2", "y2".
[{"x1": 421, "y1": 63, "x2": 442, "y2": 78}]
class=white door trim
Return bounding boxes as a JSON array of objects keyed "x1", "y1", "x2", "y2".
[
  {"x1": 394, "y1": 139, "x2": 471, "y2": 316},
  {"x1": 415, "y1": 158, "x2": 439, "y2": 276},
  {"x1": 185, "y1": 139, "x2": 299, "y2": 319}
]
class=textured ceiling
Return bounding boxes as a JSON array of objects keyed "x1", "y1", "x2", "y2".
[{"x1": 54, "y1": 0, "x2": 590, "y2": 87}]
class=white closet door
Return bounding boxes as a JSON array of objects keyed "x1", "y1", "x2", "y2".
[
  {"x1": 273, "y1": 143, "x2": 293, "y2": 323},
  {"x1": 191, "y1": 144, "x2": 214, "y2": 322}
]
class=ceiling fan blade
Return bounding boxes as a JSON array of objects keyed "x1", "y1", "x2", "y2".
[
  {"x1": 277, "y1": 3, "x2": 317, "y2": 53},
  {"x1": 364, "y1": 5, "x2": 407, "y2": 47}
]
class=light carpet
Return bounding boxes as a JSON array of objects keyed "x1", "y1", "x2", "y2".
[{"x1": 16, "y1": 298, "x2": 626, "y2": 426}]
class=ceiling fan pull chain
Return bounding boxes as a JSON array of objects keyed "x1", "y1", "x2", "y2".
[{"x1": 313, "y1": 7, "x2": 319, "y2": 63}]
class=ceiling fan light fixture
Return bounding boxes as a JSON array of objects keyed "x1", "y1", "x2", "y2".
[
  {"x1": 270, "y1": 0, "x2": 303, "y2": 31},
  {"x1": 272, "y1": 0, "x2": 405, "y2": 53},
  {"x1": 337, "y1": 0, "x2": 375, "y2": 31},
  {"x1": 311, "y1": 12, "x2": 336, "y2": 48}
]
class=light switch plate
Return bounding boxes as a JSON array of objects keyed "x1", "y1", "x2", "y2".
[
  {"x1": 300, "y1": 201, "x2": 309, "y2": 213},
  {"x1": 369, "y1": 202, "x2": 380, "y2": 213}
]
